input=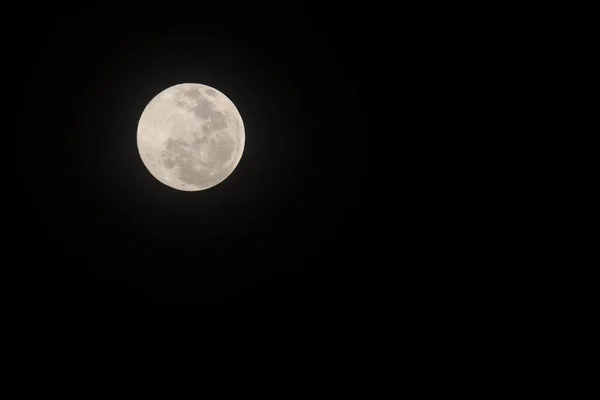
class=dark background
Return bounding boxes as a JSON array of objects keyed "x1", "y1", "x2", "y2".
[{"x1": 16, "y1": 5, "x2": 389, "y2": 308}]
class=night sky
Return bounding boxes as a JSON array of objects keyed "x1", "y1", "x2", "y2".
[{"x1": 21, "y1": 5, "x2": 384, "y2": 308}]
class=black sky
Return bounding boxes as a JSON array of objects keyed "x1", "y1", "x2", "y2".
[{"x1": 18, "y1": 5, "x2": 386, "y2": 307}]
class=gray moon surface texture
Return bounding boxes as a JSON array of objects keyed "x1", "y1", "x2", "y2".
[{"x1": 136, "y1": 83, "x2": 245, "y2": 191}]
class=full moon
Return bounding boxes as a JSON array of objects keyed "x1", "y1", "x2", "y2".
[{"x1": 136, "y1": 83, "x2": 245, "y2": 191}]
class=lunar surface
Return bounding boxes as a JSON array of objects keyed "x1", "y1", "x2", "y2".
[{"x1": 136, "y1": 83, "x2": 245, "y2": 191}]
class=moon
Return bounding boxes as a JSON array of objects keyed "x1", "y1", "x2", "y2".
[{"x1": 136, "y1": 83, "x2": 245, "y2": 191}]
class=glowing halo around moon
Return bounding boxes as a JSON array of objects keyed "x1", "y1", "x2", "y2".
[{"x1": 136, "y1": 83, "x2": 245, "y2": 191}]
